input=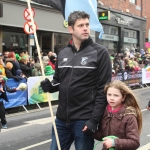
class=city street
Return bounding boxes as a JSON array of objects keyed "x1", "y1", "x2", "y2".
[{"x1": 0, "y1": 88, "x2": 150, "y2": 150}]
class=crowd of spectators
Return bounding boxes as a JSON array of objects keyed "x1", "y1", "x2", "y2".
[
  {"x1": 0, "y1": 49, "x2": 56, "y2": 82},
  {"x1": 110, "y1": 47, "x2": 150, "y2": 75},
  {"x1": 1, "y1": 47, "x2": 150, "y2": 81}
]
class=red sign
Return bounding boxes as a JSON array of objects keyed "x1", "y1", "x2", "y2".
[
  {"x1": 24, "y1": 21, "x2": 37, "y2": 35},
  {"x1": 24, "y1": 8, "x2": 35, "y2": 21}
]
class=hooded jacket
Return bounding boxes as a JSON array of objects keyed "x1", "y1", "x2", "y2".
[
  {"x1": 49, "y1": 38, "x2": 112, "y2": 129},
  {"x1": 93, "y1": 105, "x2": 140, "y2": 150}
]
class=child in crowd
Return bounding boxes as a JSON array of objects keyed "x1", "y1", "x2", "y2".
[
  {"x1": 92, "y1": 80, "x2": 142, "y2": 150},
  {"x1": 146, "y1": 100, "x2": 150, "y2": 110},
  {"x1": 0, "y1": 71, "x2": 20, "y2": 129}
]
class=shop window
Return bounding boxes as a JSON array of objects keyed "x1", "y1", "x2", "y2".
[
  {"x1": 42, "y1": 33, "x2": 52, "y2": 52},
  {"x1": 103, "y1": 24, "x2": 118, "y2": 35},
  {"x1": 2, "y1": 31, "x2": 28, "y2": 51},
  {"x1": 54, "y1": 33, "x2": 71, "y2": 54}
]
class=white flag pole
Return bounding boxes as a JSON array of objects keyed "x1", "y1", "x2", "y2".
[{"x1": 26, "y1": 1, "x2": 61, "y2": 149}]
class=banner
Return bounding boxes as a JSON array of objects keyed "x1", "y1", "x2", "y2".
[
  {"x1": 112, "y1": 70, "x2": 142, "y2": 87},
  {"x1": 3, "y1": 78, "x2": 27, "y2": 109},
  {"x1": 28, "y1": 76, "x2": 58, "y2": 104},
  {"x1": 123, "y1": 71, "x2": 142, "y2": 86},
  {"x1": 142, "y1": 67, "x2": 150, "y2": 84}
]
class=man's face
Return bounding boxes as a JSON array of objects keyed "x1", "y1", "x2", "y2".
[
  {"x1": 68, "y1": 18, "x2": 90, "y2": 42},
  {"x1": 4, "y1": 52, "x2": 9, "y2": 58}
]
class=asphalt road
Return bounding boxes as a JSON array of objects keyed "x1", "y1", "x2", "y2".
[{"x1": 0, "y1": 88, "x2": 150, "y2": 150}]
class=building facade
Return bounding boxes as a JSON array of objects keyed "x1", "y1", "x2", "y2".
[
  {"x1": 97, "y1": 0, "x2": 148, "y2": 53},
  {"x1": 0, "y1": 0, "x2": 95, "y2": 55}
]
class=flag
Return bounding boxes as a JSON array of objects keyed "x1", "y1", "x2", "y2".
[{"x1": 32, "y1": 0, "x2": 104, "y2": 38}]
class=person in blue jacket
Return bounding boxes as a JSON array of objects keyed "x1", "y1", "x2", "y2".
[{"x1": 0, "y1": 71, "x2": 20, "y2": 129}]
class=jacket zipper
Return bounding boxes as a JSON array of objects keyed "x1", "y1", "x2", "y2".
[
  {"x1": 108, "y1": 112, "x2": 112, "y2": 135},
  {"x1": 66, "y1": 52, "x2": 77, "y2": 123}
]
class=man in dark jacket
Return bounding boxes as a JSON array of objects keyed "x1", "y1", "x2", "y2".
[
  {"x1": 0, "y1": 71, "x2": 20, "y2": 129},
  {"x1": 40, "y1": 11, "x2": 112, "y2": 150}
]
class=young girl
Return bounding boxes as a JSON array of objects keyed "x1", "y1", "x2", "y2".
[{"x1": 93, "y1": 80, "x2": 142, "y2": 150}]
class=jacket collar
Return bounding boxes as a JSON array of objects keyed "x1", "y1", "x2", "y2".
[
  {"x1": 68, "y1": 37, "x2": 93, "y2": 52},
  {"x1": 103, "y1": 105, "x2": 127, "y2": 120}
]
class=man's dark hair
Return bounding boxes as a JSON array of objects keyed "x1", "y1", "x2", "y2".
[{"x1": 68, "y1": 11, "x2": 90, "y2": 27}]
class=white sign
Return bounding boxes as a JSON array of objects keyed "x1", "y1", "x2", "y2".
[
  {"x1": 102, "y1": 34, "x2": 119, "y2": 41},
  {"x1": 13, "y1": 43, "x2": 18, "y2": 46},
  {"x1": 24, "y1": 8, "x2": 35, "y2": 21},
  {"x1": 142, "y1": 67, "x2": 150, "y2": 84},
  {"x1": 136, "y1": 6, "x2": 141, "y2": 11},
  {"x1": 124, "y1": 37, "x2": 138, "y2": 44},
  {"x1": 24, "y1": 21, "x2": 37, "y2": 35},
  {"x1": 116, "y1": 17, "x2": 129, "y2": 26}
]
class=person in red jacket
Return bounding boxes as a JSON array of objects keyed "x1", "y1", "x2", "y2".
[{"x1": 48, "y1": 55, "x2": 56, "y2": 70}]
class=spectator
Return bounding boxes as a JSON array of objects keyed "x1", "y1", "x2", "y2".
[
  {"x1": 42, "y1": 55, "x2": 49, "y2": 68},
  {"x1": 119, "y1": 56, "x2": 125, "y2": 72},
  {"x1": 5, "y1": 62, "x2": 20, "y2": 82},
  {"x1": 48, "y1": 51, "x2": 53, "y2": 58},
  {"x1": 146, "y1": 100, "x2": 150, "y2": 110},
  {"x1": 48, "y1": 55, "x2": 56, "y2": 70},
  {"x1": 7, "y1": 52, "x2": 21, "y2": 75},
  {"x1": 32, "y1": 63, "x2": 42, "y2": 76},
  {"x1": 0, "y1": 71, "x2": 20, "y2": 129},
  {"x1": 19, "y1": 58, "x2": 32, "y2": 78},
  {"x1": 18, "y1": 50, "x2": 25, "y2": 58},
  {"x1": 0, "y1": 53, "x2": 6, "y2": 76},
  {"x1": 16, "y1": 69, "x2": 27, "y2": 81}
]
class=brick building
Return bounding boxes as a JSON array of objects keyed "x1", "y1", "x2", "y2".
[{"x1": 96, "y1": 0, "x2": 149, "y2": 53}]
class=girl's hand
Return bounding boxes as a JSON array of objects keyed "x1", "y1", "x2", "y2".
[
  {"x1": 103, "y1": 137, "x2": 113, "y2": 149},
  {"x1": 16, "y1": 87, "x2": 20, "y2": 91}
]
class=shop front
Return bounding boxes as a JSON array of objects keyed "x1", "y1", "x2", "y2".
[
  {"x1": 96, "y1": 8, "x2": 146, "y2": 54},
  {"x1": 0, "y1": 0, "x2": 96, "y2": 55}
]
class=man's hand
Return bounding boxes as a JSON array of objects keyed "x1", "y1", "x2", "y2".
[
  {"x1": 40, "y1": 78, "x2": 52, "y2": 92},
  {"x1": 82, "y1": 125, "x2": 96, "y2": 136},
  {"x1": 103, "y1": 137, "x2": 114, "y2": 149}
]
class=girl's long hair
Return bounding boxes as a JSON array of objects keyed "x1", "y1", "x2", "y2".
[{"x1": 104, "y1": 80, "x2": 142, "y2": 134}]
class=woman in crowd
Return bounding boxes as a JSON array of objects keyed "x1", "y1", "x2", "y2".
[{"x1": 19, "y1": 58, "x2": 33, "y2": 78}]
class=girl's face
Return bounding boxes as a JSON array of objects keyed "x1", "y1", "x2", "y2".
[{"x1": 107, "y1": 87, "x2": 125, "y2": 110}]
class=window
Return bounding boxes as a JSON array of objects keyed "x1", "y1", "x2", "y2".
[{"x1": 129, "y1": 0, "x2": 136, "y2": 4}]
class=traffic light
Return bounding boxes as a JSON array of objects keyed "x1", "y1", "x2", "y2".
[{"x1": 0, "y1": 3, "x2": 3, "y2": 18}]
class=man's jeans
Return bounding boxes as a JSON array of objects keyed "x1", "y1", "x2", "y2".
[{"x1": 50, "y1": 118, "x2": 94, "y2": 150}]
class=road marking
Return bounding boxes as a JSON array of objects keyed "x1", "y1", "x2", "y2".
[
  {"x1": 1, "y1": 116, "x2": 56, "y2": 133},
  {"x1": 137, "y1": 143, "x2": 150, "y2": 150},
  {"x1": 141, "y1": 109, "x2": 147, "y2": 112},
  {"x1": 18, "y1": 139, "x2": 52, "y2": 150}
]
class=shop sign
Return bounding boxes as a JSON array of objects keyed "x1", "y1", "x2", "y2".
[
  {"x1": 116, "y1": 17, "x2": 129, "y2": 26},
  {"x1": 0, "y1": 3, "x2": 3, "y2": 18},
  {"x1": 124, "y1": 37, "x2": 137, "y2": 44},
  {"x1": 102, "y1": 34, "x2": 119, "y2": 41},
  {"x1": 63, "y1": 20, "x2": 68, "y2": 28},
  {"x1": 99, "y1": 11, "x2": 110, "y2": 20}
]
